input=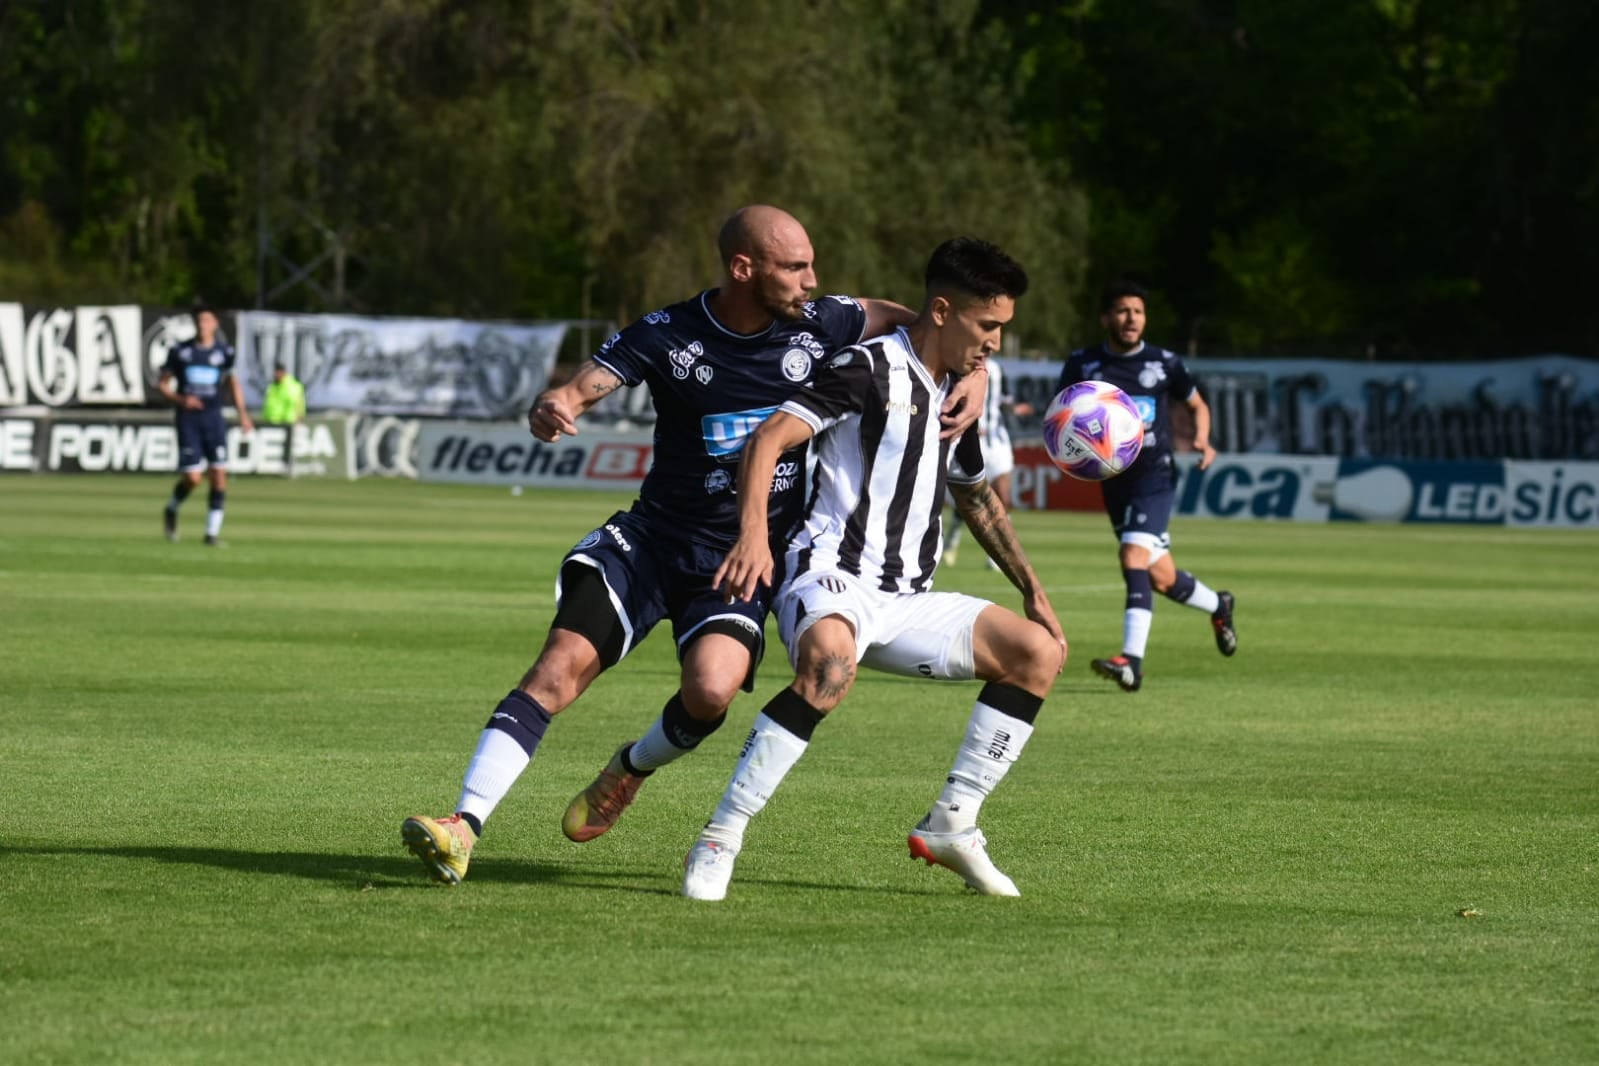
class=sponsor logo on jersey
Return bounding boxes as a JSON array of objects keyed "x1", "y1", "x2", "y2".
[
  {"x1": 669, "y1": 341, "x2": 704, "y2": 380},
  {"x1": 884, "y1": 400, "x2": 919, "y2": 415},
  {"x1": 604, "y1": 522, "x2": 633, "y2": 551},
  {"x1": 644, "y1": 310, "x2": 671, "y2": 325},
  {"x1": 770, "y1": 459, "x2": 800, "y2": 496},
  {"x1": 830, "y1": 350, "x2": 854, "y2": 369},
  {"x1": 702, "y1": 406, "x2": 779, "y2": 458},
  {"x1": 1133, "y1": 395, "x2": 1157, "y2": 428},
  {"x1": 827, "y1": 295, "x2": 860, "y2": 308},
  {"x1": 598, "y1": 331, "x2": 622, "y2": 353}
]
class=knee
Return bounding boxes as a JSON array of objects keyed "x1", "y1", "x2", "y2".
[
  {"x1": 792, "y1": 650, "x2": 855, "y2": 713},
  {"x1": 680, "y1": 677, "x2": 739, "y2": 720},
  {"x1": 1015, "y1": 623, "x2": 1063, "y2": 695}
]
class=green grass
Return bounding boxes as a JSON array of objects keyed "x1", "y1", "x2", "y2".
[{"x1": 2, "y1": 475, "x2": 1596, "y2": 1065}]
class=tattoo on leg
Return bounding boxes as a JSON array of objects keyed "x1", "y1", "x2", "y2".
[{"x1": 811, "y1": 654, "x2": 855, "y2": 701}]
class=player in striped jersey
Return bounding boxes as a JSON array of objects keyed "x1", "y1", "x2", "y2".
[{"x1": 682, "y1": 238, "x2": 1066, "y2": 900}]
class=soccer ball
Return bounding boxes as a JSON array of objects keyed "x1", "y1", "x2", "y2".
[{"x1": 1041, "y1": 381, "x2": 1145, "y2": 480}]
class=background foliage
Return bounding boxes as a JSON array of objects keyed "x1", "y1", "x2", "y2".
[{"x1": 2, "y1": 0, "x2": 1595, "y2": 356}]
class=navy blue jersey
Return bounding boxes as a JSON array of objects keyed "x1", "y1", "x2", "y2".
[
  {"x1": 1058, "y1": 342, "x2": 1198, "y2": 480},
  {"x1": 162, "y1": 340, "x2": 237, "y2": 415},
  {"x1": 594, "y1": 291, "x2": 868, "y2": 546}
]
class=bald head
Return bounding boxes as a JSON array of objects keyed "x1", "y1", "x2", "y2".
[{"x1": 717, "y1": 204, "x2": 807, "y2": 267}]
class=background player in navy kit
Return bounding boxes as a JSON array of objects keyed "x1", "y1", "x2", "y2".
[
  {"x1": 1058, "y1": 280, "x2": 1236, "y2": 692},
  {"x1": 400, "y1": 205, "x2": 990, "y2": 884},
  {"x1": 157, "y1": 304, "x2": 253, "y2": 546},
  {"x1": 683, "y1": 237, "x2": 1065, "y2": 901}
]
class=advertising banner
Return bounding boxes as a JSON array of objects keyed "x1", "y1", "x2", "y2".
[
  {"x1": 0, "y1": 303, "x2": 148, "y2": 407},
  {"x1": 995, "y1": 354, "x2": 1599, "y2": 460},
  {"x1": 236, "y1": 311, "x2": 565, "y2": 420},
  {"x1": 0, "y1": 411, "x2": 353, "y2": 477},
  {"x1": 415, "y1": 421, "x2": 652, "y2": 490}
]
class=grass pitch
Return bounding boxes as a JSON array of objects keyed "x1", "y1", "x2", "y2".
[{"x1": 1, "y1": 475, "x2": 1595, "y2": 1065}]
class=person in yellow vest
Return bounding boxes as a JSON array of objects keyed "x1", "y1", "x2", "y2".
[{"x1": 262, "y1": 364, "x2": 306, "y2": 425}]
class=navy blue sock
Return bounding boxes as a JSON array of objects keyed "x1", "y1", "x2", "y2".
[
  {"x1": 484, "y1": 690, "x2": 552, "y2": 756},
  {"x1": 208, "y1": 488, "x2": 225, "y2": 511},
  {"x1": 660, "y1": 692, "x2": 724, "y2": 752},
  {"x1": 1122, "y1": 567, "x2": 1153, "y2": 611},
  {"x1": 167, "y1": 480, "x2": 193, "y2": 510},
  {"x1": 460, "y1": 812, "x2": 483, "y2": 836},
  {"x1": 1164, "y1": 570, "x2": 1196, "y2": 604}
]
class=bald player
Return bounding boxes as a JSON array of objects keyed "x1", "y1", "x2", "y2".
[{"x1": 401, "y1": 205, "x2": 991, "y2": 884}]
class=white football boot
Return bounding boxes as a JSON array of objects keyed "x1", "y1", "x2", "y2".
[
  {"x1": 682, "y1": 837, "x2": 740, "y2": 901},
  {"x1": 907, "y1": 824, "x2": 1020, "y2": 896}
]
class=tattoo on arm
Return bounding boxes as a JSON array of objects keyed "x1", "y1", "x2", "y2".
[
  {"x1": 954, "y1": 483, "x2": 1031, "y2": 590},
  {"x1": 590, "y1": 378, "x2": 619, "y2": 396}
]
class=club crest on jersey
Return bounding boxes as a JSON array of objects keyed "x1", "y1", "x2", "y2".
[
  {"x1": 705, "y1": 468, "x2": 731, "y2": 494},
  {"x1": 695, "y1": 364, "x2": 714, "y2": 385},
  {"x1": 1139, "y1": 361, "x2": 1167, "y2": 389},
  {"x1": 781, "y1": 348, "x2": 811, "y2": 382},
  {"x1": 669, "y1": 341, "x2": 704, "y2": 380}
]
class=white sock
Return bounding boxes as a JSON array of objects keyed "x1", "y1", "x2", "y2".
[
  {"x1": 928, "y1": 700, "x2": 1036, "y2": 832},
  {"x1": 206, "y1": 508, "x2": 224, "y2": 537},
  {"x1": 1183, "y1": 579, "x2": 1220, "y2": 614},
  {"x1": 629, "y1": 717, "x2": 692, "y2": 772},
  {"x1": 704, "y1": 713, "x2": 810, "y2": 849},
  {"x1": 455, "y1": 728, "x2": 532, "y2": 827},
  {"x1": 1123, "y1": 607, "x2": 1153, "y2": 658}
]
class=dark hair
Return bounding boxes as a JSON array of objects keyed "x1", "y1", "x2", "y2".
[
  {"x1": 1099, "y1": 279, "x2": 1149, "y2": 313},
  {"x1": 924, "y1": 238, "x2": 1028, "y2": 303},
  {"x1": 191, "y1": 299, "x2": 216, "y2": 322}
]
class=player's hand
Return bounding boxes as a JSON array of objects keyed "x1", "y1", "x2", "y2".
[
  {"x1": 240, "y1": 415, "x2": 255, "y2": 434},
  {"x1": 1024, "y1": 591, "x2": 1068, "y2": 675},
  {"x1": 939, "y1": 364, "x2": 988, "y2": 440},
  {"x1": 713, "y1": 536, "x2": 774, "y2": 604},
  {"x1": 528, "y1": 393, "x2": 579, "y2": 442},
  {"x1": 182, "y1": 395, "x2": 204, "y2": 411},
  {"x1": 1195, "y1": 440, "x2": 1218, "y2": 470}
]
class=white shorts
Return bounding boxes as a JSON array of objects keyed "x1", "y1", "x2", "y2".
[
  {"x1": 775, "y1": 568, "x2": 991, "y2": 681},
  {"x1": 980, "y1": 438, "x2": 1015, "y2": 479},
  {"x1": 1120, "y1": 530, "x2": 1172, "y2": 564}
]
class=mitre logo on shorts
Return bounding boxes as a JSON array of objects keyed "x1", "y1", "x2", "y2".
[
  {"x1": 781, "y1": 348, "x2": 812, "y2": 382},
  {"x1": 669, "y1": 341, "x2": 704, "y2": 380},
  {"x1": 705, "y1": 468, "x2": 731, "y2": 494},
  {"x1": 1139, "y1": 361, "x2": 1166, "y2": 389}
]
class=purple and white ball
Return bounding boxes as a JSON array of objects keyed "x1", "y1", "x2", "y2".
[{"x1": 1041, "y1": 381, "x2": 1146, "y2": 480}]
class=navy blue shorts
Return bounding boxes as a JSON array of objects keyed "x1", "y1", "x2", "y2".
[
  {"x1": 176, "y1": 412, "x2": 228, "y2": 471},
  {"x1": 559, "y1": 509, "x2": 775, "y2": 690},
  {"x1": 1101, "y1": 464, "x2": 1177, "y2": 553}
]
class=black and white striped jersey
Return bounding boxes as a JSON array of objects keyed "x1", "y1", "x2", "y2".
[{"x1": 777, "y1": 328, "x2": 985, "y2": 593}]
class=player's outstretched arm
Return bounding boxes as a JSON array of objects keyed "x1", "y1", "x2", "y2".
[
  {"x1": 1186, "y1": 390, "x2": 1218, "y2": 470},
  {"x1": 715, "y1": 411, "x2": 816, "y2": 603},
  {"x1": 858, "y1": 298, "x2": 916, "y2": 339},
  {"x1": 950, "y1": 479, "x2": 1066, "y2": 666},
  {"x1": 527, "y1": 359, "x2": 623, "y2": 442},
  {"x1": 228, "y1": 374, "x2": 254, "y2": 433},
  {"x1": 940, "y1": 365, "x2": 989, "y2": 440}
]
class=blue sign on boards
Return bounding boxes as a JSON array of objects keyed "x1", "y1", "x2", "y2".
[{"x1": 1329, "y1": 460, "x2": 1505, "y2": 524}]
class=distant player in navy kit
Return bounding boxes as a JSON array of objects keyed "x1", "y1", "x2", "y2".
[
  {"x1": 400, "y1": 205, "x2": 990, "y2": 884},
  {"x1": 1058, "y1": 280, "x2": 1236, "y2": 692},
  {"x1": 683, "y1": 237, "x2": 1065, "y2": 901},
  {"x1": 157, "y1": 303, "x2": 252, "y2": 546}
]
